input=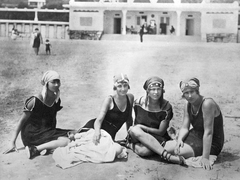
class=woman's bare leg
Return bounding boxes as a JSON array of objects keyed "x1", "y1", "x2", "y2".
[
  {"x1": 36, "y1": 137, "x2": 70, "y2": 151},
  {"x1": 129, "y1": 126, "x2": 183, "y2": 164},
  {"x1": 165, "y1": 140, "x2": 195, "y2": 158}
]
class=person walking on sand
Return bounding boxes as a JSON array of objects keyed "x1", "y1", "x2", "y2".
[
  {"x1": 31, "y1": 28, "x2": 43, "y2": 55},
  {"x1": 79, "y1": 73, "x2": 134, "y2": 144},
  {"x1": 127, "y1": 76, "x2": 186, "y2": 166},
  {"x1": 164, "y1": 77, "x2": 224, "y2": 170},
  {"x1": 3, "y1": 70, "x2": 73, "y2": 159}
]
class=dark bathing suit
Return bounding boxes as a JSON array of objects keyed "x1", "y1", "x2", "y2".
[
  {"x1": 82, "y1": 95, "x2": 131, "y2": 140},
  {"x1": 184, "y1": 98, "x2": 224, "y2": 156}
]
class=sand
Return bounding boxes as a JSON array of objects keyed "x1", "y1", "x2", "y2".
[{"x1": 0, "y1": 37, "x2": 240, "y2": 180}]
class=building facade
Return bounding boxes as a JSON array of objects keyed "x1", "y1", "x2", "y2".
[
  {"x1": 66, "y1": 0, "x2": 240, "y2": 42},
  {"x1": 28, "y1": 0, "x2": 46, "y2": 9}
]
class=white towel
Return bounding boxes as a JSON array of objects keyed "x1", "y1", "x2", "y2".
[
  {"x1": 185, "y1": 155, "x2": 217, "y2": 168},
  {"x1": 52, "y1": 129, "x2": 117, "y2": 169}
]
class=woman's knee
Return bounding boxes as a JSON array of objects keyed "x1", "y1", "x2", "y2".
[
  {"x1": 164, "y1": 140, "x2": 177, "y2": 153},
  {"x1": 134, "y1": 144, "x2": 153, "y2": 157},
  {"x1": 57, "y1": 137, "x2": 70, "y2": 147},
  {"x1": 129, "y1": 125, "x2": 143, "y2": 138}
]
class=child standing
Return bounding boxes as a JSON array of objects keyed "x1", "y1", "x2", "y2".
[{"x1": 45, "y1": 39, "x2": 51, "y2": 55}]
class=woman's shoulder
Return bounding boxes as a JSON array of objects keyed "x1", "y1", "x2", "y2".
[
  {"x1": 162, "y1": 99, "x2": 172, "y2": 109},
  {"x1": 202, "y1": 97, "x2": 220, "y2": 112},
  {"x1": 24, "y1": 95, "x2": 42, "y2": 111},
  {"x1": 134, "y1": 96, "x2": 145, "y2": 106},
  {"x1": 127, "y1": 93, "x2": 134, "y2": 102}
]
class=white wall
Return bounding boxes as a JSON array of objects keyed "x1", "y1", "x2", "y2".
[
  {"x1": 70, "y1": 8, "x2": 104, "y2": 31},
  {"x1": 201, "y1": 11, "x2": 238, "y2": 34}
]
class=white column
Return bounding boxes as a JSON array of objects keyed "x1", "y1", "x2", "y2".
[
  {"x1": 200, "y1": 10, "x2": 207, "y2": 41},
  {"x1": 150, "y1": 0, "x2": 158, "y2": 3},
  {"x1": 176, "y1": 10, "x2": 181, "y2": 36},
  {"x1": 122, "y1": 10, "x2": 127, "y2": 35},
  {"x1": 34, "y1": 10, "x2": 38, "y2": 21}
]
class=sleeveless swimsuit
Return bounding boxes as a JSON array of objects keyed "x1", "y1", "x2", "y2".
[
  {"x1": 82, "y1": 95, "x2": 131, "y2": 140},
  {"x1": 184, "y1": 98, "x2": 224, "y2": 156}
]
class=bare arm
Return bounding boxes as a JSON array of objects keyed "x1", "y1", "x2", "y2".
[
  {"x1": 202, "y1": 100, "x2": 215, "y2": 158},
  {"x1": 174, "y1": 102, "x2": 191, "y2": 154},
  {"x1": 125, "y1": 93, "x2": 134, "y2": 130},
  {"x1": 178, "y1": 102, "x2": 191, "y2": 141},
  {"x1": 140, "y1": 118, "x2": 169, "y2": 136},
  {"x1": 93, "y1": 96, "x2": 111, "y2": 144},
  {"x1": 3, "y1": 112, "x2": 31, "y2": 154}
]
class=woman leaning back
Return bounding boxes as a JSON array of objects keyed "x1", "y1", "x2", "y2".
[
  {"x1": 3, "y1": 70, "x2": 72, "y2": 159},
  {"x1": 164, "y1": 77, "x2": 224, "y2": 170},
  {"x1": 81, "y1": 73, "x2": 134, "y2": 145},
  {"x1": 127, "y1": 76, "x2": 186, "y2": 166}
]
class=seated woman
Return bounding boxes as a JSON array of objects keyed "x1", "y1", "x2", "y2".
[
  {"x1": 81, "y1": 73, "x2": 134, "y2": 144},
  {"x1": 3, "y1": 71, "x2": 73, "y2": 159},
  {"x1": 164, "y1": 77, "x2": 224, "y2": 170},
  {"x1": 170, "y1": 26, "x2": 175, "y2": 34},
  {"x1": 127, "y1": 76, "x2": 186, "y2": 165}
]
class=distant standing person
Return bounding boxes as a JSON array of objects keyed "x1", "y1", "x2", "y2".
[
  {"x1": 32, "y1": 28, "x2": 43, "y2": 55},
  {"x1": 45, "y1": 39, "x2": 52, "y2": 55},
  {"x1": 139, "y1": 22, "x2": 148, "y2": 43}
]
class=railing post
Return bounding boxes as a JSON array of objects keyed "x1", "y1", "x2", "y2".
[{"x1": 6, "y1": 22, "x2": 9, "y2": 37}]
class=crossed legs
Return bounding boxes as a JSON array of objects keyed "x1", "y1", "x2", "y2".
[{"x1": 128, "y1": 125, "x2": 185, "y2": 165}]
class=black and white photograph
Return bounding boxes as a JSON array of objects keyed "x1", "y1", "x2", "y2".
[{"x1": 0, "y1": 0, "x2": 240, "y2": 180}]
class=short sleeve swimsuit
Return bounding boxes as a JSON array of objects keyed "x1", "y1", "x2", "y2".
[
  {"x1": 21, "y1": 95, "x2": 71, "y2": 146},
  {"x1": 82, "y1": 95, "x2": 131, "y2": 140},
  {"x1": 184, "y1": 98, "x2": 224, "y2": 156},
  {"x1": 134, "y1": 97, "x2": 174, "y2": 144}
]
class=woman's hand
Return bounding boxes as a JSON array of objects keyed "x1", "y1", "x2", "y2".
[
  {"x1": 3, "y1": 142, "x2": 18, "y2": 154},
  {"x1": 174, "y1": 139, "x2": 184, "y2": 155},
  {"x1": 200, "y1": 157, "x2": 213, "y2": 170},
  {"x1": 93, "y1": 131, "x2": 101, "y2": 145}
]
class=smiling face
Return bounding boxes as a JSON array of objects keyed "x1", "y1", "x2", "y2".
[
  {"x1": 147, "y1": 86, "x2": 163, "y2": 100},
  {"x1": 47, "y1": 79, "x2": 61, "y2": 93},
  {"x1": 115, "y1": 82, "x2": 129, "y2": 96}
]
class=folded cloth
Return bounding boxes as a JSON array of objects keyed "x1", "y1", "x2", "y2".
[
  {"x1": 185, "y1": 155, "x2": 217, "y2": 168},
  {"x1": 52, "y1": 129, "x2": 117, "y2": 169}
]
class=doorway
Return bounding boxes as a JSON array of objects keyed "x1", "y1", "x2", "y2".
[
  {"x1": 186, "y1": 19, "x2": 194, "y2": 36},
  {"x1": 114, "y1": 18, "x2": 121, "y2": 34},
  {"x1": 159, "y1": 17, "x2": 170, "y2": 35}
]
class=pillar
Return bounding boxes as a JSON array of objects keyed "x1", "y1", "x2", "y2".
[
  {"x1": 122, "y1": 10, "x2": 127, "y2": 35},
  {"x1": 54, "y1": 25, "x2": 57, "y2": 39},
  {"x1": 34, "y1": 10, "x2": 38, "y2": 21},
  {"x1": 176, "y1": 10, "x2": 181, "y2": 36},
  {"x1": 200, "y1": 10, "x2": 207, "y2": 42},
  {"x1": 62, "y1": 24, "x2": 65, "y2": 39},
  {"x1": 46, "y1": 24, "x2": 49, "y2": 39}
]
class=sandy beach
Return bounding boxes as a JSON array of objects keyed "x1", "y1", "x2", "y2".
[{"x1": 0, "y1": 38, "x2": 240, "y2": 180}]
